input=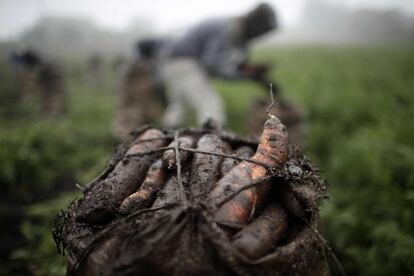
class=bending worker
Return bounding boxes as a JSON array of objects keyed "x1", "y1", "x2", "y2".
[{"x1": 160, "y1": 2, "x2": 277, "y2": 128}]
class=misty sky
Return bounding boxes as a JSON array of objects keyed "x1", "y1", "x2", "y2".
[{"x1": 1, "y1": 0, "x2": 414, "y2": 41}]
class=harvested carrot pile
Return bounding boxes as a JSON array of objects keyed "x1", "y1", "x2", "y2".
[{"x1": 54, "y1": 116, "x2": 329, "y2": 275}]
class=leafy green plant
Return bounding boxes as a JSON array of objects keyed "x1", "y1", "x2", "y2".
[{"x1": 0, "y1": 60, "x2": 116, "y2": 274}]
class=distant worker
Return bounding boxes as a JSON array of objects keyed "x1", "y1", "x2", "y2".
[
  {"x1": 10, "y1": 49, "x2": 41, "y2": 100},
  {"x1": 114, "y1": 39, "x2": 167, "y2": 140},
  {"x1": 159, "y1": 2, "x2": 278, "y2": 128},
  {"x1": 87, "y1": 53, "x2": 102, "y2": 87},
  {"x1": 10, "y1": 49, "x2": 66, "y2": 117}
]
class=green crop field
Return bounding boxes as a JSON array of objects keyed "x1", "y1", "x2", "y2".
[{"x1": 1, "y1": 47, "x2": 413, "y2": 275}]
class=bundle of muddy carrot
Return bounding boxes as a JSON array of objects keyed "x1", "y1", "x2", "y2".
[{"x1": 55, "y1": 116, "x2": 329, "y2": 275}]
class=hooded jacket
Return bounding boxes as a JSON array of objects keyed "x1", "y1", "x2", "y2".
[{"x1": 164, "y1": 3, "x2": 277, "y2": 79}]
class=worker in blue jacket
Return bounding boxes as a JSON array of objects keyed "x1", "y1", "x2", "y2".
[{"x1": 159, "y1": 3, "x2": 278, "y2": 128}]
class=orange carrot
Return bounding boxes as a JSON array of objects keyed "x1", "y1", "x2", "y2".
[
  {"x1": 232, "y1": 203, "x2": 288, "y2": 259},
  {"x1": 119, "y1": 159, "x2": 167, "y2": 215},
  {"x1": 209, "y1": 116, "x2": 288, "y2": 227},
  {"x1": 220, "y1": 146, "x2": 254, "y2": 176},
  {"x1": 77, "y1": 129, "x2": 167, "y2": 225}
]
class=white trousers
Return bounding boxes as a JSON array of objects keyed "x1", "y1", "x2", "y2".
[{"x1": 160, "y1": 58, "x2": 226, "y2": 128}]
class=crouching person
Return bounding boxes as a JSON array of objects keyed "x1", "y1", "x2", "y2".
[{"x1": 159, "y1": 3, "x2": 278, "y2": 128}]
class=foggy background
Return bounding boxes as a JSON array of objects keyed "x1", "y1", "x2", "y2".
[{"x1": 1, "y1": 0, "x2": 414, "y2": 59}]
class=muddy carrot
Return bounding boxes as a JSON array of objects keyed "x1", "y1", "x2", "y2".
[
  {"x1": 293, "y1": 185, "x2": 320, "y2": 211},
  {"x1": 76, "y1": 129, "x2": 168, "y2": 225},
  {"x1": 162, "y1": 135, "x2": 196, "y2": 167},
  {"x1": 76, "y1": 236, "x2": 119, "y2": 275},
  {"x1": 189, "y1": 134, "x2": 228, "y2": 199},
  {"x1": 152, "y1": 169, "x2": 191, "y2": 207},
  {"x1": 151, "y1": 176, "x2": 178, "y2": 208},
  {"x1": 119, "y1": 159, "x2": 167, "y2": 215},
  {"x1": 232, "y1": 203, "x2": 288, "y2": 259},
  {"x1": 220, "y1": 146, "x2": 255, "y2": 176},
  {"x1": 209, "y1": 116, "x2": 288, "y2": 227},
  {"x1": 275, "y1": 181, "x2": 306, "y2": 218}
]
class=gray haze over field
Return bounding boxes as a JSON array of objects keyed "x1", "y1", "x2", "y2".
[
  {"x1": 1, "y1": 0, "x2": 414, "y2": 39},
  {"x1": 1, "y1": 0, "x2": 413, "y2": 58}
]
